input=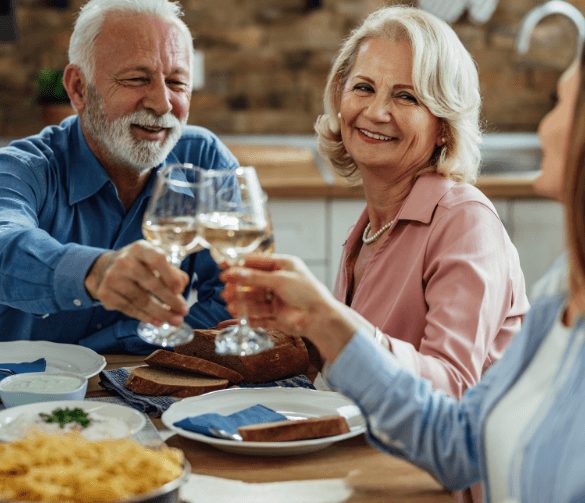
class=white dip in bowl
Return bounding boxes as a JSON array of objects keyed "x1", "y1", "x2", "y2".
[{"x1": 0, "y1": 371, "x2": 88, "y2": 407}]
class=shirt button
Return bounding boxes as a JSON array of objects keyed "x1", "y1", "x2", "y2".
[
  {"x1": 96, "y1": 323, "x2": 103, "y2": 330},
  {"x1": 73, "y1": 299, "x2": 82, "y2": 307}
]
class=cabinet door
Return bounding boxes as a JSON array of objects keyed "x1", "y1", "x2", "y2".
[
  {"x1": 491, "y1": 199, "x2": 512, "y2": 232},
  {"x1": 269, "y1": 199, "x2": 328, "y2": 283},
  {"x1": 327, "y1": 200, "x2": 365, "y2": 290},
  {"x1": 509, "y1": 199, "x2": 565, "y2": 293}
]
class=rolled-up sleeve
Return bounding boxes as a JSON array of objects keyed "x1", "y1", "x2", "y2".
[
  {"x1": 0, "y1": 153, "x2": 102, "y2": 314},
  {"x1": 325, "y1": 330, "x2": 483, "y2": 490}
]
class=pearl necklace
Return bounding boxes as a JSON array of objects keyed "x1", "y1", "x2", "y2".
[{"x1": 362, "y1": 219, "x2": 394, "y2": 245}]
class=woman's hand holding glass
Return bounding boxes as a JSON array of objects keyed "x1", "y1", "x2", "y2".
[
  {"x1": 220, "y1": 254, "x2": 358, "y2": 362},
  {"x1": 197, "y1": 167, "x2": 275, "y2": 355},
  {"x1": 136, "y1": 163, "x2": 208, "y2": 348}
]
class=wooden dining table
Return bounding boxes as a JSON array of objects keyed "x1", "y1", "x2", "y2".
[{"x1": 88, "y1": 355, "x2": 454, "y2": 503}]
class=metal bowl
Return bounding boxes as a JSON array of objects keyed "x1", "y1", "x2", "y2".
[
  {"x1": 1, "y1": 460, "x2": 191, "y2": 503},
  {"x1": 116, "y1": 459, "x2": 191, "y2": 503}
]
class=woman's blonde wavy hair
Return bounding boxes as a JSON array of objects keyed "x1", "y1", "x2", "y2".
[{"x1": 315, "y1": 5, "x2": 482, "y2": 184}]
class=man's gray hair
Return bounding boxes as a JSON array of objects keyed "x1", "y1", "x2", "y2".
[{"x1": 68, "y1": 0, "x2": 193, "y2": 84}]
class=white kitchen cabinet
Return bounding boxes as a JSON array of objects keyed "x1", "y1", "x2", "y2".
[
  {"x1": 271, "y1": 196, "x2": 564, "y2": 294},
  {"x1": 327, "y1": 200, "x2": 365, "y2": 290},
  {"x1": 492, "y1": 200, "x2": 511, "y2": 230},
  {"x1": 504, "y1": 199, "x2": 565, "y2": 293},
  {"x1": 268, "y1": 199, "x2": 328, "y2": 284}
]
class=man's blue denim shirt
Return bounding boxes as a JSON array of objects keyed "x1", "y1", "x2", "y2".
[{"x1": 0, "y1": 116, "x2": 237, "y2": 353}]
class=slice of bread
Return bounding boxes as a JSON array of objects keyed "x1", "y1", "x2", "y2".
[
  {"x1": 175, "y1": 328, "x2": 309, "y2": 383},
  {"x1": 144, "y1": 349, "x2": 244, "y2": 384},
  {"x1": 125, "y1": 366, "x2": 229, "y2": 398},
  {"x1": 237, "y1": 415, "x2": 350, "y2": 442}
]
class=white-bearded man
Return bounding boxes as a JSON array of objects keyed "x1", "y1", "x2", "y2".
[{"x1": 0, "y1": 0, "x2": 236, "y2": 353}]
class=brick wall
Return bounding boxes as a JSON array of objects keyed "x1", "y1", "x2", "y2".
[{"x1": 0, "y1": 0, "x2": 583, "y2": 137}]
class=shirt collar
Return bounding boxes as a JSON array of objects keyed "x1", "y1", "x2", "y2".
[
  {"x1": 67, "y1": 119, "x2": 114, "y2": 206},
  {"x1": 396, "y1": 173, "x2": 457, "y2": 224},
  {"x1": 67, "y1": 118, "x2": 172, "y2": 205}
]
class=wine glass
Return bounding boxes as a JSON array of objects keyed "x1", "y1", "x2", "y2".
[
  {"x1": 257, "y1": 193, "x2": 275, "y2": 254},
  {"x1": 137, "y1": 163, "x2": 207, "y2": 348},
  {"x1": 197, "y1": 167, "x2": 275, "y2": 356}
]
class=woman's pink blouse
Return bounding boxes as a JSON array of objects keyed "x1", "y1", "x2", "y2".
[{"x1": 334, "y1": 174, "x2": 529, "y2": 397}]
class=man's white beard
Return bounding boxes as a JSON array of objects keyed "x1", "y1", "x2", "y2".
[{"x1": 81, "y1": 85, "x2": 185, "y2": 173}]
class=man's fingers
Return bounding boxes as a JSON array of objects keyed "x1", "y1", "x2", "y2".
[
  {"x1": 132, "y1": 242, "x2": 189, "y2": 294},
  {"x1": 99, "y1": 276, "x2": 186, "y2": 326},
  {"x1": 99, "y1": 289, "x2": 160, "y2": 326}
]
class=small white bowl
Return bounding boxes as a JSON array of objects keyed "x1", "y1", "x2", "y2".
[{"x1": 0, "y1": 371, "x2": 88, "y2": 408}]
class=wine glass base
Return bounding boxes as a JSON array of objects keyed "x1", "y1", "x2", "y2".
[
  {"x1": 214, "y1": 326, "x2": 274, "y2": 356},
  {"x1": 137, "y1": 322, "x2": 194, "y2": 348}
]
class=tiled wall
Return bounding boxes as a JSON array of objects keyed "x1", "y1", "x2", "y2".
[{"x1": 0, "y1": 0, "x2": 583, "y2": 137}]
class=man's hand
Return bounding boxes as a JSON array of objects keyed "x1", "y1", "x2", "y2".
[{"x1": 84, "y1": 241, "x2": 189, "y2": 326}]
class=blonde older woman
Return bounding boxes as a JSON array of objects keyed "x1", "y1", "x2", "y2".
[
  {"x1": 223, "y1": 42, "x2": 585, "y2": 502},
  {"x1": 227, "y1": 6, "x2": 528, "y2": 398}
]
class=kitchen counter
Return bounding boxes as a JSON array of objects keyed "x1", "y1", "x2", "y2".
[
  {"x1": 0, "y1": 134, "x2": 541, "y2": 199},
  {"x1": 226, "y1": 142, "x2": 541, "y2": 200}
]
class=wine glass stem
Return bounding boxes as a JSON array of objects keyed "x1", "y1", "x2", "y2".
[
  {"x1": 168, "y1": 253, "x2": 183, "y2": 267},
  {"x1": 236, "y1": 286, "x2": 250, "y2": 330},
  {"x1": 232, "y1": 258, "x2": 251, "y2": 330}
]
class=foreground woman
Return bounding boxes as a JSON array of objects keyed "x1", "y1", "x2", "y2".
[{"x1": 222, "y1": 43, "x2": 585, "y2": 502}]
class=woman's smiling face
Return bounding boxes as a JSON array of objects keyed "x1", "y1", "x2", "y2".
[{"x1": 339, "y1": 37, "x2": 443, "y2": 177}]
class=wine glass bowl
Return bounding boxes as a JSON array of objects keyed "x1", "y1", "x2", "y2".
[
  {"x1": 198, "y1": 167, "x2": 275, "y2": 356},
  {"x1": 257, "y1": 194, "x2": 275, "y2": 254},
  {"x1": 137, "y1": 163, "x2": 208, "y2": 348}
]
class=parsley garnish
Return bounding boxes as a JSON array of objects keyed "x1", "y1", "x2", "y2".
[{"x1": 39, "y1": 407, "x2": 91, "y2": 429}]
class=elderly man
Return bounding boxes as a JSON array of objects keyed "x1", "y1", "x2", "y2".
[{"x1": 0, "y1": 0, "x2": 236, "y2": 353}]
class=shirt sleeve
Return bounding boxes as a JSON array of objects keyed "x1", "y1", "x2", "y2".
[
  {"x1": 324, "y1": 330, "x2": 482, "y2": 490},
  {"x1": 0, "y1": 152, "x2": 103, "y2": 314},
  {"x1": 386, "y1": 202, "x2": 528, "y2": 397},
  {"x1": 325, "y1": 300, "x2": 544, "y2": 492}
]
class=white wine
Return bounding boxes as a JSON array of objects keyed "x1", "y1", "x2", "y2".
[
  {"x1": 143, "y1": 216, "x2": 201, "y2": 256},
  {"x1": 198, "y1": 212, "x2": 265, "y2": 263},
  {"x1": 257, "y1": 232, "x2": 275, "y2": 254}
]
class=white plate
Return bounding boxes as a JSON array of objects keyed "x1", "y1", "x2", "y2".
[
  {"x1": 162, "y1": 387, "x2": 366, "y2": 456},
  {"x1": 0, "y1": 400, "x2": 146, "y2": 442},
  {"x1": 0, "y1": 341, "x2": 106, "y2": 378}
]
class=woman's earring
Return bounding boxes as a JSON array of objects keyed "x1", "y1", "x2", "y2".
[{"x1": 337, "y1": 112, "x2": 341, "y2": 120}]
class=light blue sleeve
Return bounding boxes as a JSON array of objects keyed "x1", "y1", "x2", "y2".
[
  {"x1": 0, "y1": 152, "x2": 101, "y2": 314},
  {"x1": 325, "y1": 332, "x2": 482, "y2": 489},
  {"x1": 325, "y1": 307, "x2": 541, "y2": 492}
]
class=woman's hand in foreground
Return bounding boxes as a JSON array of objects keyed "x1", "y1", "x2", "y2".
[{"x1": 220, "y1": 254, "x2": 357, "y2": 362}]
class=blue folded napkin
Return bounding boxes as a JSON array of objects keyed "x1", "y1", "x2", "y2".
[
  {"x1": 99, "y1": 367, "x2": 315, "y2": 417},
  {"x1": 0, "y1": 358, "x2": 46, "y2": 381},
  {"x1": 99, "y1": 367, "x2": 177, "y2": 417},
  {"x1": 173, "y1": 404, "x2": 287, "y2": 437}
]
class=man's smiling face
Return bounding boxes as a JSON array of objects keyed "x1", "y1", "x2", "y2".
[{"x1": 81, "y1": 12, "x2": 192, "y2": 171}]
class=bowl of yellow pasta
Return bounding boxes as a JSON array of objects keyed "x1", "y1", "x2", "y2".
[{"x1": 0, "y1": 432, "x2": 190, "y2": 503}]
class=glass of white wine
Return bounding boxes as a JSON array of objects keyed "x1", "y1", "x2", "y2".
[
  {"x1": 257, "y1": 192, "x2": 275, "y2": 254},
  {"x1": 137, "y1": 163, "x2": 207, "y2": 347},
  {"x1": 197, "y1": 167, "x2": 275, "y2": 356}
]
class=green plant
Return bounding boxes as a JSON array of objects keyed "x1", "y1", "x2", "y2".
[{"x1": 36, "y1": 69, "x2": 69, "y2": 105}]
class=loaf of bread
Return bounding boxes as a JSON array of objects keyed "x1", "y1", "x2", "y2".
[
  {"x1": 237, "y1": 415, "x2": 350, "y2": 442},
  {"x1": 125, "y1": 366, "x2": 229, "y2": 397},
  {"x1": 174, "y1": 328, "x2": 309, "y2": 383},
  {"x1": 144, "y1": 349, "x2": 244, "y2": 384}
]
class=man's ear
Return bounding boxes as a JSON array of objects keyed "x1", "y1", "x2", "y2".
[{"x1": 63, "y1": 64, "x2": 87, "y2": 114}]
